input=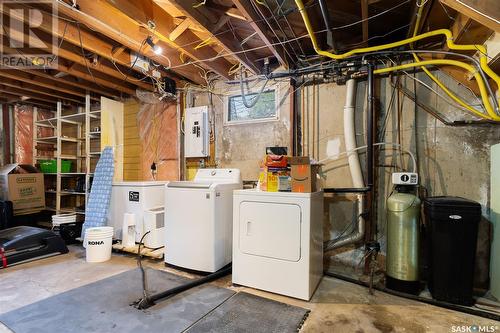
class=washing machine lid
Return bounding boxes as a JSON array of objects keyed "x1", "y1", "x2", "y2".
[
  {"x1": 166, "y1": 181, "x2": 213, "y2": 189},
  {"x1": 112, "y1": 181, "x2": 169, "y2": 187},
  {"x1": 239, "y1": 201, "x2": 301, "y2": 262},
  {"x1": 194, "y1": 168, "x2": 241, "y2": 184}
]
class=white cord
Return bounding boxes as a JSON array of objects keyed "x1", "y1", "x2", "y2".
[{"x1": 319, "y1": 142, "x2": 417, "y2": 173}]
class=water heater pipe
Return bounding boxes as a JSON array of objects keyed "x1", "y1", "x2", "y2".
[{"x1": 324, "y1": 79, "x2": 366, "y2": 252}]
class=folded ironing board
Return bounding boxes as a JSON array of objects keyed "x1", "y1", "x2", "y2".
[{"x1": 81, "y1": 147, "x2": 114, "y2": 237}]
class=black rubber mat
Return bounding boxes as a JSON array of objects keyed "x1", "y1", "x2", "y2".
[
  {"x1": 0, "y1": 268, "x2": 235, "y2": 333},
  {"x1": 186, "y1": 292, "x2": 310, "y2": 333}
]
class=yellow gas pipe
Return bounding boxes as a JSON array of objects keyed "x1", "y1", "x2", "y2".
[
  {"x1": 410, "y1": 3, "x2": 493, "y2": 120},
  {"x1": 294, "y1": 0, "x2": 500, "y2": 121}
]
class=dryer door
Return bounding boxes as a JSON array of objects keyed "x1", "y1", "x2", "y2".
[{"x1": 239, "y1": 201, "x2": 301, "y2": 262}]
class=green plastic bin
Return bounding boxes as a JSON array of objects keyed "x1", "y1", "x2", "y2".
[{"x1": 39, "y1": 160, "x2": 72, "y2": 173}]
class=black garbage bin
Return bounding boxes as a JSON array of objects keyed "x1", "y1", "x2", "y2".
[{"x1": 424, "y1": 196, "x2": 481, "y2": 306}]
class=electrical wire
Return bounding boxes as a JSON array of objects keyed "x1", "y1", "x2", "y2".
[
  {"x1": 367, "y1": 50, "x2": 497, "y2": 111},
  {"x1": 134, "y1": 231, "x2": 151, "y2": 309},
  {"x1": 192, "y1": 0, "x2": 206, "y2": 9},
  {"x1": 294, "y1": 0, "x2": 500, "y2": 121},
  {"x1": 271, "y1": 0, "x2": 308, "y2": 62},
  {"x1": 121, "y1": 38, "x2": 148, "y2": 84},
  {"x1": 239, "y1": 66, "x2": 269, "y2": 108},
  {"x1": 76, "y1": 22, "x2": 101, "y2": 88},
  {"x1": 120, "y1": 0, "x2": 407, "y2": 70},
  {"x1": 379, "y1": 55, "x2": 486, "y2": 116},
  {"x1": 249, "y1": 0, "x2": 296, "y2": 64},
  {"x1": 376, "y1": 59, "x2": 498, "y2": 120},
  {"x1": 409, "y1": 1, "x2": 495, "y2": 121},
  {"x1": 331, "y1": 0, "x2": 411, "y2": 31},
  {"x1": 227, "y1": 20, "x2": 256, "y2": 72},
  {"x1": 106, "y1": 0, "x2": 413, "y2": 75},
  {"x1": 167, "y1": 1, "x2": 320, "y2": 51},
  {"x1": 319, "y1": 142, "x2": 417, "y2": 173},
  {"x1": 340, "y1": 24, "x2": 411, "y2": 50}
]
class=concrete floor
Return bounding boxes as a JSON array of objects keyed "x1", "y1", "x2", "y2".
[{"x1": 0, "y1": 246, "x2": 498, "y2": 333}]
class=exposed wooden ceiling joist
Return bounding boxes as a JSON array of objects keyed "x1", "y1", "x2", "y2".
[
  {"x1": 1, "y1": 47, "x2": 135, "y2": 96},
  {"x1": 0, "y1": 70, "x2": 99, "y2": 100},
  {"x1": 449, "y1": 13, "x2": 494, "y2": 50},
  {"x1": 106, "y1": 0, "x2": 154, "y2": 25},
  {"x1": 0, "y1": 92, "x2": 55, "y2": 109},
  {"x1": 440, "y1": 0, "x2": 500, "y2": 32},
  {"x1": 54, "y1": 0, "x2": 207, "y2": 84},
  {"x1": 232, "y1": 0, "x2": 288, "y2": 68},
  {"x1": 169, "y1": 18, "x2": 191, "y2": 42},
  {"x1": 0, "y1": 2, "x2": 158, "y2": 94},
  {"x1": 425, "y1": 12, "x2": 495, "y2": 96},
  {"x1": 56, "y1": 62, "x2": 137, "y2": 95},
  {"x1": 0, "y1": 92, "x2": 24, "y2": 103},
  {"x1": 169, "y1": 0, "x2": 260, "y2": 73},
  {"x1": 0, "y1": 77, "x2": 84, "y2": 104},
  {"x1": 101, "y1": 0, "x2": 234, "y2": 79},
  {"x1": 0, "y1": 86, "x2": 60, "y2": 104},
  {"x1": 19, "y1": 69, "x2": 119, "y2": 98},
  {"x1": 0, "y1": 17, "x2": 154, "y2": 92}
]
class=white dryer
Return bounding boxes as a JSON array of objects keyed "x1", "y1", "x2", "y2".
[
  {"x1": 232, "y1": 190, "x2": 324, "y2": 300},
  {"x1": 164, "y1": 169, "x2": 242, "y2": 272}
]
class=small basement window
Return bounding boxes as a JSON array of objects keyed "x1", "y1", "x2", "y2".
[{"x1": 227, "y1": 89, "x2": 277, "y2": 123}]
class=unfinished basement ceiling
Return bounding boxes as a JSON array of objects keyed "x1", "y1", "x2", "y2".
[{"x1": 0, "y1": 0, "x2": 498, "y2": 108}]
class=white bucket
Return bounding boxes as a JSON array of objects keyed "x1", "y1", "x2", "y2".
[{"x1": 84, "y1": 227, "x2": 114, "y2": 263}]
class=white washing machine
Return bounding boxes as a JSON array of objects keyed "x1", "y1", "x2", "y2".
[
  {"x1": 107, "y1": 181, "x2": 168, "y2": 242},
  {"x1": 164, "y1": 169, "x2": 242, "y2": 272},
  {"x1": 232, "y1": 189, "x2": 324, "y2": 300}
]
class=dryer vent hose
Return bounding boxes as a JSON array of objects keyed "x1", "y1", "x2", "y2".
[{"x1": 132, "y1": 264, "x2": 232, "y2": 310}]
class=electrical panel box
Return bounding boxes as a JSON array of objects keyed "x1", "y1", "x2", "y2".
[
  {"x1": 184, "y1": 106, "x2": 209, "y2": 158},
  {"x1": 392, "y1": 172, "x2": 418, "y2": 185}
]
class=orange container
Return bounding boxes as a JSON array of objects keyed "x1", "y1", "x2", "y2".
[{"x1": 265, "y1": 155, "x2": 288, "y2": 168}]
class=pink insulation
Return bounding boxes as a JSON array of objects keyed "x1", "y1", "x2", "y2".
[
  {"x1": 14, "y1": 104, "x2": 55, "y2": 166},
  {"x1": 137, "y1": 101, "x2": 179, "y2": 181},
  {"x1": 14, "y1": 105, "x2": 33, "y2": 165}
]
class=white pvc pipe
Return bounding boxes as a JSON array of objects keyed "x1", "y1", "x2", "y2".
[
  {"x1": 324, "y1": 79, "x2": 367, "y2": 253},
  {"x1": 344, "y1": 79, "x2": 365, "y2": 188}
]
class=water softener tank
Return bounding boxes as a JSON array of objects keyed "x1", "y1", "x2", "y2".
[{"x1": 386, "y1": 186, "x2": 421, "y2": 294}]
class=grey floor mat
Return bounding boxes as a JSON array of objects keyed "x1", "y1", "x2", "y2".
[
  {"x1": 0, "y1": 268, "x2": 235, "y2": 333},
  {"x1": 186, "y1": 292, "x2": 310, "y2": 333}
]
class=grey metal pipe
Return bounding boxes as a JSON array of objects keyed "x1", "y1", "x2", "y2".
[{"x1": 318, "y1": 0, "x2": 335, "y2": 51}]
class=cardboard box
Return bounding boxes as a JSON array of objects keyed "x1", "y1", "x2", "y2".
[
  {"x1": 289, "y1": 156, "x2": 321, "y2": 193},
  {"x1": 0, "y1": 164, "x2": 45, "y2": 214}
]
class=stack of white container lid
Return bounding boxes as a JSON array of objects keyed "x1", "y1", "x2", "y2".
[{"x1": 52, "y1": 213, "x2": 77, "y2": 227}]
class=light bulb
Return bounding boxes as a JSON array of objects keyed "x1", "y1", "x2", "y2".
[{"x1": 154, "y1": 46, "x2": 162, "y2": 55}]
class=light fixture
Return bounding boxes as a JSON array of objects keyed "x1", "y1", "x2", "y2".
[{"x1": 146, "y1": 36, "x2": 162, "y2": 55}]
